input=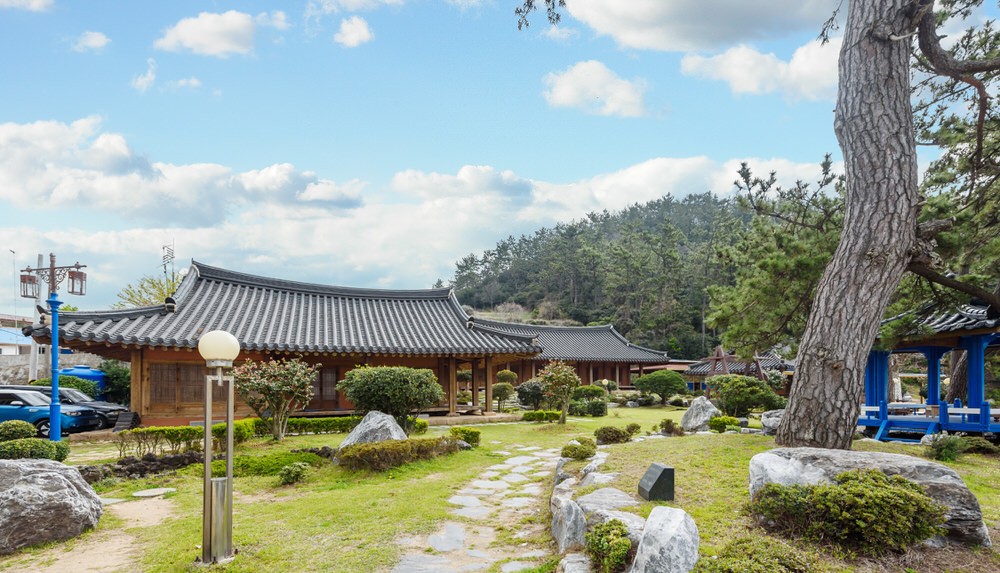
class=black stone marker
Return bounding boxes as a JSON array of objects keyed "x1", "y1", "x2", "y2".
[{"x1": 638, "y1": 462, "x2": 674, "y2": 501}]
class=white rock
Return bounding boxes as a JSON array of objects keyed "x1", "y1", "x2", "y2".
[{"x1": 628, "y1": 506, "x2": 699, "y2": 573}]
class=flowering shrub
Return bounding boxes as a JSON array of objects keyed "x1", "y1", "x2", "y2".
[{"x1": 232, "y1": 358, "x2": 319, "y2": 441}]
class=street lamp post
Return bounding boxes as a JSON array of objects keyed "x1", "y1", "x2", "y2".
[
  {"x1": 19, "y1": 253, "x2": 87, "y2": 442},
  {"x1": 197, "y1": 330, "x2": 240, "y2": 564}
]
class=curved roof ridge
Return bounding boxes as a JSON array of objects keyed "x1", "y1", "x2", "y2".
[
  {"x1": 473, "y1": 317, "x2": 614, "y2": 332},
  {"x1": 468, "y1": 321, "x2": 539, "y2": 345},
  {"x1": 606, "y1": 325, "x2": 670, "y2": 357},
  {"x1": 192, "y1": 260, "x2": 453, "y2": 300}
]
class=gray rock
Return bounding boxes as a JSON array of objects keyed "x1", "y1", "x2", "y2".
[
  {"x1": 760, "y1": 409, "x2": 784, "y2": 436},
  {"x1": 339, "y1": 411, "x2": 407, "y2": 450},
  {"x1": 749, "y1": 447, "x2": 992, "y2": 547},
  {"x1": 628, "y1": 506, "x2": 699, "y2": 573},
  {"x1": 558, "y1": 552, "x2": 592, "y2": 573},
  {"x1": 551, "y1": 496, "x2": 587, "y2": 554},
  {"x1": 455, "y1": 440, "x2": 473, "y2": 450},
  {"x1": 582, "y1": 451, "x2": 609, "y2": 475},
  {"x1": 392, "y1": 553, "x2": 452, "y2": 573},
  {"x1": 428, "y1": 522, "x2": 465, "y2": 552},
  {"x1": 737, "y1": 417, "x2": 749, "y2": 428},
  {"x1": 555, "y1": 458, "x2": 571, "y2": 485},
  {"x1": 680, "y1": 396, "x2": 721, "y2": 432},
  {"x1": 626, "y1": 401, "x2": 639, "y2": 408},
  {"x1": 586, "y1": 509, "x2": 646, "y2": 546},
  {"x1": 580, "y1": 471, "x2": 617, "y2": 488},
  {"x1": 576, "y1": 488, "x2": 638, "y2": 514},
  {"x1": 0, "y1": 460, "x2": 103, "y2": 555}
]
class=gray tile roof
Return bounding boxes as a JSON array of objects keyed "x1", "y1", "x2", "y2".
[
  {"x1": 918, "y1": 303, "x2": 999, "y2": 334},
  {"x1": 686, "y1": 351, "x2": 792, "y2": 377},
  {"x1": 29, "y1": 262, "x2": 541, "y2": 357},
  {"x1": 470, "y1": 318, "x2": 670, "y2": 363}
]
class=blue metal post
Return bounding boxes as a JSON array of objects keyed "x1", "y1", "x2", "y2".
[
  {"x1": 48, "y1": 291, "x2": 62, "y2": 442},
  {"x1": 921, "y1": 347, "x2": 948, "y2": 406}
]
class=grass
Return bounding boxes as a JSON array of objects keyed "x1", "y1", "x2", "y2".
[{"x1": 2, "y1": 405, "x2": 998, "y2": 573}]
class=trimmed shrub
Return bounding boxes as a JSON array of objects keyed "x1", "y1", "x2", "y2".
[
  {"x1": 212, "y1": 418, "x2": 258, "y2": 447},
  {"x1": 926, "y1": 434, "x2": 969, "y2": 461},
  {"x1": 657, "y1": 419, "x2": 684, "y2": 436},
  {"x1": 708, "y1": 416, "x2": 740, "y2": 433},
  {"x1": 516, "y1": 380, "x2": 546, "y2": 410},
  {"x1": 573, "y1": 385, "x2": 608, "y2": 401},
  {"x1": 692, "y1": 535, "x2": 814, "y2": 573},
  {"x1": 99, "y1": 359, "x2": 132, "y2": 404},
  {"x1": 625, "y1": 423, "x2": 641, "y2": 437},
  {"x1": 278, "y1": 462, "x2": 311, "y2": 485},
  {"x1": 493, "y1": 382, "x2": 515, "y2": 410},
  {"x1": 31, "y1": 376, "x2": 98, "y2": 399},
  {"x1": 568, "y1": 400, "x2": 587, "y2": 416},
  {"x1": 587, "y1": 399, "x2": 608, "y2": 417},
  {"x1": 0, "y1": 420, "x2": 38, "y2": 442},
  {"x1": 710, "y1": 374, "x2": 786, "y2": 417},
  {"x1": 749, "y1": 469, "x2": 946, "y2": 555},
  {"x1": 284, "y1": 416, "x2": 363, "y2": 435},
  {"x1": 339, "y1": 366, "x2": 445, "y2": 434},
  {"x1": 0, "y1": 437, "x2": 69, "y2": 461},
  {"x1": 337, "y1": 437, "x2": 460, "y2": 472},
  {"x1": 585, "y1": 519, "x2": 632, "y2": 573},
  {"x1": 594, "y1": 426, "x2": 632, "y2": 445},
  {"x1": 496, "y1": 369, "x2": 518, "y2": 385},
  {"x1": 668, "y1": 395, "x2": 686, "y2": 407},
  {"x1": 208, "y1": 451, "x2": 325, "y2": 478},
  {"x1": 411, "y1": 418, "x2": 429, "y2": 435},
  {"x1": 633, "y1": 370, "x2": 686, "y2": 405},
  {"x1": 562, "y1": 438, "x2": 597, "y2": 460},
  {"x1": 961, "y1": 435, "x2": 1000, "y2": 455},
  {"x1": 456, "y1": 390, "x2": 473, "y2": 404},
  {"x1": 449, "y1": 426, "x2": 481, "y2": 447},
  {"x1": 523, "y1": 410, "x2": 561, "y2": 422}
]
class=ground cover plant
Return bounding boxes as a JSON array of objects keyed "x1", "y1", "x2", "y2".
[{"x1": 2, "y1": 405, "x2": 997, "y2": 573}]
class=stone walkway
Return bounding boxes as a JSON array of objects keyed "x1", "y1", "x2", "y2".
[{"x1": 391, "y1": 442, "x2": 561, "y2": 573}]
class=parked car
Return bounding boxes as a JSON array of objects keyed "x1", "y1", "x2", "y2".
[
  {"x1": 0, "y1": 388, "x2": 102, "y2": 437},
  {"x1": 5, "y1": 385, "x2": 128, "y2": 429}
]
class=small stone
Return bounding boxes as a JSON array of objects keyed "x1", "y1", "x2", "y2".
[
  {"x1": 132, "y1": 487, "x2": 177, "y2": 498},
  {"x1": 448, "y1": 495, "x2": 482, "y2": 507},
  {"x1": 451, "y1": 506, "x2": 492, "y2": 519}
]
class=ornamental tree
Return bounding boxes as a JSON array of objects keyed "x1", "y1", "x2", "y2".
[
  {"x1": 633, "y1": 370, "x2": 687, "y2": 405},
  {"x1": 232, "y1": 358, "x2": 318, "y2": 441},
  {"x1": 493, "y1": 382, "x2": 514, "y2": 411},
  {"x1": 516, "y1": 379, "x2": 545, "y2": 410},
  {"x1": 339, "y1": 366, "x2": 444, "y2": 434},
  {"x1": 710, "y1": 374, "x2": 786, "y2": 418},
  {"x1": 537, "y1": 360, "x2": 581, "y2": 424}
]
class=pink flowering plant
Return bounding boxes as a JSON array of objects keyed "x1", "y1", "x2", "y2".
[
  {"x1": 537, "y1": 360, "x2": 581, "y2": 424},
  {"x1": 232, "y1": 358, "x2": 319, "y2": 441}
]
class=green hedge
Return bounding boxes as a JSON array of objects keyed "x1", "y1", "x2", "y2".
[
  {"x1": 0, "y1": 420, "x2": 38, "y2": 442},
  {"x1": 255, "y1": 416, "x2": 364, "y2": 437},
  {"x1": 0, "y1": 437, "x2": 69, "y2": 461},
  {"x1": 449, "y1": 427, "x2": 480, "y2": 447},
  {"x1": 594, "y1": 426, "x2": 632, "y2": 444},
  {"x1": 708, "y1": 416, "x2": 740, "y2": 433},
  {"x1": 31, "y1": 376, "x2": 98, "y2": 399},
  {"x1": 338, "y1": 437, "x2": 461, "y2": 472},
  {"x1": 522, "y1": 410, "x2": 561, "y2": 422},
  {"x1": 209, "y1": 451, "x2": 325, "y2": 477}
]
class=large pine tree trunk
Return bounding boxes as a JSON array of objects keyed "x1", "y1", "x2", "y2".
[{"x1": 776, "y1": 0, "x2": 921, "y2": 449}]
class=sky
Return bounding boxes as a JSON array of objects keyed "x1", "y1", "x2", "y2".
[{"x1": 0, "y1": 0, "x2": 985, "y2": 316}]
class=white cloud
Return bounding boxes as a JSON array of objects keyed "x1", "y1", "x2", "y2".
[
  {"x1": 334, "y1": 16, "x2": 374, "y2": 47},
  {"x1": 543, "y1": 25, "x2": 578, "y2": 42},
  {"x1": 0, "y1": 0, "x2": 51, "y2": 11},
  {"x1": 307, "y1": 0, "x2": 403, "y2": 16},
  {"x1": 72, "y1": 31, "x2": 111, "y2": 53},
  {"x1": 130, "y1": 58, "x2": 157, "y2": 93},
  {"x1": 543, "y1": 60, "x2": 646, "y2": 117},
  {"x1": 256, "y1": 10, "x2": 289, "y2": 30},
  {"x1": 446, "y1": 0, "x2": 486, "y2": 8},
  {"x1": 681, "y1": 37, "x2": 840, "y2": 101},
  {"x1": 172, "y1": 77, "x2": 202, "y2": 89},
  {"x1": 154, "y1": 11, "x2": 255, "y2": 58},
  {"x1": 298, "y1": 179, "x2": 366, "y2": 205},
  {"x1": 564, "y1": 0, "x2": 838, "y2": 52}
]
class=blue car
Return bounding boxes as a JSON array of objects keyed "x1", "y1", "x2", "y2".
[{"x1": 0, "y1": 387, "x2": 102, "y2": 437}]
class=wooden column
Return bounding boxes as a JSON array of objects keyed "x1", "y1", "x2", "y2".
[
  {"x1": 130, "y1": 349, "x2": 144, "y2": 415},
  {"x1": 448, "y1": 356, "x2": 458, "y2": 415},
  {"x1": 485, "y1": 356, "x2": 494, "y2": 413}
]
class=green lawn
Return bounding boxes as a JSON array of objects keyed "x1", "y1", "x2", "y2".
[{"x1": 2, "y1": 406, "x2": 998, "y2": 573}]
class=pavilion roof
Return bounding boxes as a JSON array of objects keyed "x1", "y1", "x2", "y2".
[
  {"x1": 685, "y1": 349, "x2": 793, "y2": 377},
  {"x1": 24, "y1": 261, "x2": 542, "y2": 358}
]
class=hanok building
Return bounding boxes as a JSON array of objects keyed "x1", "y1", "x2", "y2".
[
  {"x1": 469, "y1": 318, "x2": 671, "y2": 388},
  {"x1": 24, "y1": 262, "x2": 543, "y2": 426},
  {"x1": 683, "y1": 347, "x2": 794, "y2": 393}
]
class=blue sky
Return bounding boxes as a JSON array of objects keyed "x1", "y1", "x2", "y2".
[{"x1": 0, "y1": 0, "x2": 973, "y2": 316}]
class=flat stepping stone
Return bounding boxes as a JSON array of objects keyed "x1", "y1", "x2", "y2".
[
  {"x1": 132, "y1": 487, "x2": 176, "y2": 498},
  {"x1": 502, "y1": 473, "x2": 529, "y2": 484},
  {"x1": 448, "y1": 495, "x2": 483, "y2": 507},
  {"x1": 100, "y1": 498, "x2": 126, "y2": 505},
  {"x1": 451, "y1": 506, "x2": 493, "y2": 519},
  {"x1": 580, "y1": 472, "x2": 618, "y2": 488},
  {"x1": 519, "y1": 550, "x2": 548, "y2": 558},
  {"x1": 479, "y1": 471, "x2": 501, "y2": 479},
  {"x1": 457, "y1": 488, "x2": 494, "y2": 496},
  {"x1": 508, "y1": 465, "x2": 535, "y2": 474},
  {"x1": 392, "y1": 553, "x2": 452, "y2": 573},
  {"x1": 428, "y1": 523, "x2": 465, "y2": 552},
  {"x1": 516, "y1": 446, "x2": 541, "y2": 451},
  {"x1": 500, "y1": 497, "x2": 535, "y2": 509},
  {"x1": 520, "y1": 484, "x2": 543, "y2": 496},
  {"x1": 487, "y1": 464, "x2": 512, "y2": 471},
  {"x1": 494, "y1": 450, "x2": 511, "y2": 455},
  {"x1": 502, "y1": 562, "x2": 535, "y2": 572},
  {"x1": 530, "y1": 471, "x2": 550, "y2": 478},
  {"x1": 504, "y1": 455, "x2": 538, "y2": 466},
  {"x1": 471, "y1": 480, "x2": 510, "y2": 490}
]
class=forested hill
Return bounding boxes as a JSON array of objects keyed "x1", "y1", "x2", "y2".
[{"x1": 448, "y1": 192, "x2": 750, "y2": 359}]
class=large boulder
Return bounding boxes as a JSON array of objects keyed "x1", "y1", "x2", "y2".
[
  {"x1": 760, "y1": 409, "x2": 784, "y2": 436},
  {"x1": 628, "y1": 506, "x2": 699, "y2": 573},
  {"x1": 0, "y1": 459, "x2": 103, "y2": 554},
  {"x1": 749, "y1": 447, "x2": 992, "y2": 547},
  {"x1": 338, "y1": 411, "x2": 407, "y2": 449},
  {"x1": 680, "y1": 396, "x2": 721, "y2": 432}
]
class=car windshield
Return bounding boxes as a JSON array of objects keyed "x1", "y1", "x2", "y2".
[
  {"x1": 63, "y1": 388, "x2": 94, "y2": 402},
  {"x1": 13, "y1": 392, "x2": 49, "y2": 406}
]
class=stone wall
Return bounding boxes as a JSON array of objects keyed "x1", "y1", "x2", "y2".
[{"x1": 0, "y1": 352, "x2": 105, "y2": 385}]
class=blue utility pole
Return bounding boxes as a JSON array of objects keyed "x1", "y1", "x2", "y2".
[{"x1": 47, "y1": 291, "x2": 62, "y2": 441}]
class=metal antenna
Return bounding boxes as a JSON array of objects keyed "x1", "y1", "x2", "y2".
[{"x1": 162, "y1": 241, "x2": 175, "y2": 278}]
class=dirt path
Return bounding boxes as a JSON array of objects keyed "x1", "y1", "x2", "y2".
[{"x1": 2, "y1": 496, "x2": 174, "y2": 573}]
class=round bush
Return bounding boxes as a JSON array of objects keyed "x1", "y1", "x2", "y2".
[
  {"x1": 278, "y1": 461, "x2": 311, "y2": 485},
  {"x1": 573, "y1": 385, "x2": 608, "y2": 401},
  {"x1": 633, "y1": 370, "x2": 687, "y2": 405},
  {"x1": 585, "y1": 519, "x2": 631, "y2": 573},
  {"x1": 496, "y1": 369, "x2": 518, "y2": 385},
  {"x1": 0, "y1": 437, "x2": 68, "y2": 461},
  {"x1": 339, "y1": 366, "x2": 444, "y2": 434},
  {"x1": 493, "y1": 382, "x2": 515, "y2": 410},
  {"x1": 587, "y1": 399, "x2": 608, "y2": 417},
  {"x1": 0, "y1": 420, "x2": 38, "y2": 442},
  {"x1": 561, "y1": 439, "x2": 597, "y2": 460},
  {"x1": 709, "y1": 374, "x2": 786, "y2": 417},
  {"x1": 516, "y1": 379, "x2": 545, "y2": 410},
  {"x1": 708, "y1": 416, "x2": 740, "y2": 433},
  {"x1": 749, "y1": 469, "x2": 946, "y2": 555},
  {"x1": 594, "y1": 426, "x2": 632, "y2": 445}
]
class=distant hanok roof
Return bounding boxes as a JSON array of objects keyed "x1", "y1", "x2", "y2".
[
  {"x1": 469, "y1": 318, "x2": 670, "y2": 363},
  {"x1": 686, "y1": 348, "x2": 793, "y2": 378},
  {"x1": 24, "y1": 261, "x2": 542, "y2": 359}
]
